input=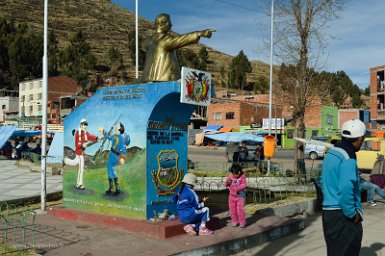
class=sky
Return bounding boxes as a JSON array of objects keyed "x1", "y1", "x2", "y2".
[{"x1": 111, "y1": 0, "x2": 385, "y2": 89}]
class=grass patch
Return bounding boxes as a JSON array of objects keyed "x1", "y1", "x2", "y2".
[
  {"x1": 244, "y1": 195, "x2": 315, "y2": 215},
  {"x1": 0, "y1": 243, "x2": 37, "y2": 256},
  {"x1": 189, "y1": 169, "x2": 228, "y2": 177}
]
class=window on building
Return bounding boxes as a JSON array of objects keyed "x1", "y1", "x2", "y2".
[
  {"x1": 53, "y1": 102, "x2": 59, "y2": 109},
  {"x1": 52, "y1": 113, "x2": 56, "y2": 119},
  {"x1": 312, "y1": 130, "x2": 319, "y2": 137},
  {"x1": 213, "y1": 112, "x2": 221, "y2": 120},
  {"x1": 29, "y1": 94, "x2": 33, "y2": 101},
  {"x1": 287, "y1": 130, "x2": 294, "y2": 139},
  {"x1": 29, "y1": 83, "x2": 33, "y2": 90},
  {"x1": 21, "y1": 95, "x2": 25, "y2": 102},
  {"x1": 29, "y1": 106, "x2": 33, "y2": 112},
  {"x1": 38, "y1": 105, "x2": 42, "y2": 111},
  {"x1": 2, "y1": 105, "x2": 5, "y2": 110},
  {"x1": 38, "y1": 93, "x2": 42, "y2": 100},
  {"x1": 327, "y1": 115, "x2": 333, "y2": 125},
  {"x1": 226, "y1": 112, "x2": 235, "y2": 120}
]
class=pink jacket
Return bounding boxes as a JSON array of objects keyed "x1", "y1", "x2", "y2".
[{"x1": 224, "y1": 173, "x2": 247, "y2": 197}]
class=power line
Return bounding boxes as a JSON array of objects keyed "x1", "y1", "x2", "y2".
[{"x1": 211, "y1": 0, "x2": 268, "y2": 13}]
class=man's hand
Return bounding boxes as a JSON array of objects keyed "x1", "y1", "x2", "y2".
[
  {"x1": 226, "y1": 178, "x2": 232, "y2": 185},
  {"x1": 201, "y1": 29, "x2": 216, "y2": 38},
  {"x1": 202, "y1": 196, "x2": 209, "y2": 202},
  {"x1": 353, "y1": 211, "x2": 362, "y2": 223}
]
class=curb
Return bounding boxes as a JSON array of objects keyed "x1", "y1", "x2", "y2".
[
  {"x1": 170, "y1": 218, "x2": 305, "y2": 256},
  {"x1": 1, "y1": 191, "x2": 63, "y2": 207},
  {"x1": 259, "y1": 198, "x2": 317, "y2": 217}
]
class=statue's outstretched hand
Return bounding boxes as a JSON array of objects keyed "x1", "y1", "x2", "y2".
[{"x1": 201, "y1": 29, "x2": 216, "y2": 38}]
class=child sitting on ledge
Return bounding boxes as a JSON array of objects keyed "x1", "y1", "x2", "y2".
[{"x1": 174, "y1": 173, "x2": 213, "y2": 236}]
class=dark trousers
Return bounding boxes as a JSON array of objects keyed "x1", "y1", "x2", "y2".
[{"x1": 322, "y1": 210, "x2": 362, "y2": 256}]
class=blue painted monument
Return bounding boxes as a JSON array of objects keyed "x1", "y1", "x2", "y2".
[
  {"x1": 63, "y1": 12, "x2": 214, "y2": 220},
  {"x1": 63, "y1": 81, "x2": 204, "y2": 219}
]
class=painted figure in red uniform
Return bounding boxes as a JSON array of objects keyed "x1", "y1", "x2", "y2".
[{"x1": 74, "y1": 118, "x2": 99, "y2": 190}]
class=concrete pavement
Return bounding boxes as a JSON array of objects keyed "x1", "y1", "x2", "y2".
[
  {"x1": 1, "y1": 159, "x2": 385, "y2": 256},
  {"x1": 0, "y1": 160, "x2": 62, "y2": 204},
  {"x1": 231, "y1": 201, "x2": 385, "y2": 256}
]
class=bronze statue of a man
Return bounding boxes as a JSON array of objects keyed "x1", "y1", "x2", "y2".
[{"x1": 141, "y1": 13, "x2": 215, "y2": 83}]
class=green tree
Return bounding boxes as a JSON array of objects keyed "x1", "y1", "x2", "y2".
[
  {"x1": 8, "y1": 31, "x2": 43, "y2": 89},
  {"x1": 227, "y1": 50, "x2": 252, "y2": 90},
  {"x1": 254, "y1": 76, "x2": 268, "y2": 94},
  {"x1": 176, "y1": 48, "x2": 201, "y2": 69},
  {"x1": 61, "y1": 30, "x2": 96, "y2": 92},
  {"x1": 219, "y1": 66, "x2": 226, "y2": 88},
  {"x1": 48, "y1": 30, "x2": 60, "y2": 76},
  {"x1": 198, "y1": 46, "x2": 209, "y2": 71},
  {"x1": 128, "y1": 29, "x2": 145, "y2": 70},
  {"x1": 0, "y1": 17, "x2": 16, "y2": 88},
  {"x1": 108, "y1": 46, "x2": 123, "y2": 72}
]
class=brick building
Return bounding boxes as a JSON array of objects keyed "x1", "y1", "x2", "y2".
[
  {"x1": 207, "y1": 98, "x2": 281, "y2": 130},
  {"x1": 369, "y1": 65, "x2": 385, "y2": 126},
  {"x1": 338, "y1": 109, "x2": 370, "y2": 129}
]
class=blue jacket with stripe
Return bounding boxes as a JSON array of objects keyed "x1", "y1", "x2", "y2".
[{"x1": 321, "y1": 140, "x2": 363, "y2": 219}]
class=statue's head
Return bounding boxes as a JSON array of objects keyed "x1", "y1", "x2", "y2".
[{"x1": 155, "y1": 13, "x2": 172, "y2": 34}]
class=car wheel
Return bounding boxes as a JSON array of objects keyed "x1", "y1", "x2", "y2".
[{"x1": 309, "y1": 152, "x2": 318, "y2": 160}]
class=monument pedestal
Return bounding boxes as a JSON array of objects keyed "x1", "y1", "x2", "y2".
[{"x1": 47, "y1": 206, "x2": 220, "y2": 239}]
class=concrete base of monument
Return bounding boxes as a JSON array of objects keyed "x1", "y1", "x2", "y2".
[{"x1": 47, "y1": 206, "x2": 220, "y2": 239}]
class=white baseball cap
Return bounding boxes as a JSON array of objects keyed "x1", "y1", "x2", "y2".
[{"x1": 341, "y1": 119, "x2": 366, "y2": 138}]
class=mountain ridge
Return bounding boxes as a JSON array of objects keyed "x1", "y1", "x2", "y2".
[{"x1": 0, "y1": 0, "x2": 273, "y2": 89}]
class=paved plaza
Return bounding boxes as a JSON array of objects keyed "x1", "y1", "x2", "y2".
[{"x1": 0, "y1": 159, "x2": 385, "y2": 255}]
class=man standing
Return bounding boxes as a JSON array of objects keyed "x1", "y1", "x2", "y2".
[
  {"x1": 141, "y1": 13, "x2": 215, "y2": 82},
  {"x1": 74, "y1": 118, "x2": 99, "y2": 190},
  {"x1": 322, "y1": 119, "x2": 366, "y2": 256}
]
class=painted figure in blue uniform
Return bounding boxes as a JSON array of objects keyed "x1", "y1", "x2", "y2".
[
  {"x1": 174, "y1": 173, "x2": 213, "y2": 236},
  {"x1": 102, "y1": 122, "x2": 130, "y2": 195}
]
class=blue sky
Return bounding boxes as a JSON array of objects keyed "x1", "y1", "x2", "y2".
[{"x1": 111, "y1": 0, "x2": 384, "y2": 89}]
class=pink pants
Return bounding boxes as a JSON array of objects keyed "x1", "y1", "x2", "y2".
[{"x1": 229, "y1": 196, "x2": 246, "y2": 226}]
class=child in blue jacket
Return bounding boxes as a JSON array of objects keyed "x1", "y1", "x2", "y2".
[{"x1": 174, "y1": 173, "x2": 213, "y2": 236}]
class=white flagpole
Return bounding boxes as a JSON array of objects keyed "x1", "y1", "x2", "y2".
[
  {"x1": 267, "y1": 0, "x2": 274, "y2": 174},
  {"x1": 135, "y1": 0, "x2": 139, "y2": 79},
  {"x1": 41, "y1": 0, "x2": 48, "y2": 211}
]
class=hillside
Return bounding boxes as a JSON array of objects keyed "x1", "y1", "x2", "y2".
[{"x1": 0, "y1": 0, "x2": 273, "y2": 90}]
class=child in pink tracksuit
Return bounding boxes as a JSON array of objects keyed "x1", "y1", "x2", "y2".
[{"x1": 224, "y1": 164, "x2": 247, "y2": 227}]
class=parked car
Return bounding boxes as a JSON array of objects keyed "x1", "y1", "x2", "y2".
[
  {"x1": 357, "y1": 137, "x2": 385, "y2": 172},
  {"x1": 304, "y1": 136, "x2": 329, "y2": 160}
]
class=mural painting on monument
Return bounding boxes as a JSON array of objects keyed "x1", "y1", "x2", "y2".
[
  {"x1": 62, "y1": 82, "x2": 195, "y2": 220},
  {"x1": 63, "y1": 86, "x2": 149, "y2": 219},
  {"x1": 151, "y1": 149, "x2": 183, "y2": 196}
]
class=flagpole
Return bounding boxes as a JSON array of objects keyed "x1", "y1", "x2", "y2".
[
  {"x1": 41, "y1": 0, "x2": 48, "y2": 211},
  {"x1": 267, "y1": 0, "x2": 274, "y2": 174},
  {"x1": 135, "y1": 0, "x2": 138, "y2": 79}
]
